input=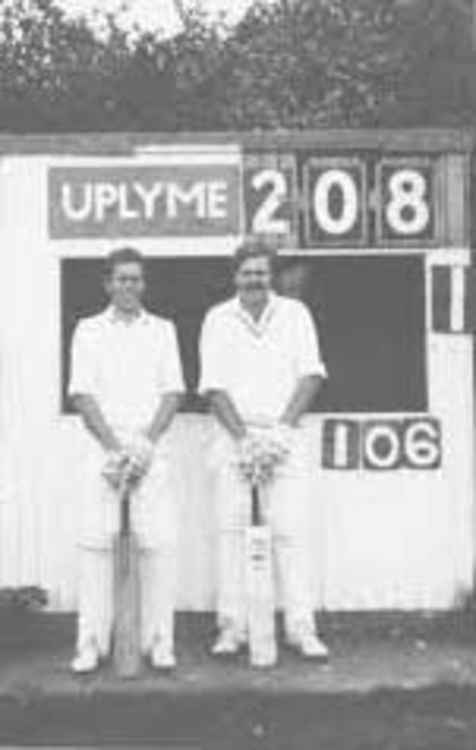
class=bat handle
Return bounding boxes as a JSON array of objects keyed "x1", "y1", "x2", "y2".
[
  {"x1": 251, "y1": 483, "x2": 262, "y2": 526},
  {"x1": 119, "y1": 481, "x2": 132, "y2": 535}
]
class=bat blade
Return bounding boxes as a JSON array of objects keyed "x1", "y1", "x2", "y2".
[
  {"x1": 245, "y1": 524, "x2": 277, "y2": 668},
  {"x1": 113, "y1": 526, "x2": 141, "y2": 678}
]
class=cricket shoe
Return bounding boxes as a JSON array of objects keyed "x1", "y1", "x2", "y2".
[
  {"x1": 70, "y1": 641, "x2": 100, "y2": 674},
  {"x1": 150, "y1": 639, "x2": 176, "y2": 670},
  {"x1": 286, "y1": 631, "x2": 329, "y2": 660},
  {"x1": 211, "y1": 627, "x2": 246, "y2": 656}
]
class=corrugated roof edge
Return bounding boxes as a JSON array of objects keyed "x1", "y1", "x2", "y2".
[{"x1": 0, "y1": 129, "x2": 472, "y2": 155}]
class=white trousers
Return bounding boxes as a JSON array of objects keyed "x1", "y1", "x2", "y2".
[
  {"x1": 75, "y1": 434, "x2": 178, "y2": 653},
  {"x1": 213, "y1": 428, "x2": 317, "y2": 638},
  {"x1": 76, "y1": 546, "x2": 176, "y2": 655}
]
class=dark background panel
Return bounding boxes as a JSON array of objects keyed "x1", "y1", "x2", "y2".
[
  {"x1": 61, "y1": 255, "x2": 427, "y2": 414},
  {"x1": 61, "y1": 257, "x2": 232, "y2": 412},
  {"x1": 281, "y1": 255, "x2": 428, "y2": 412}
]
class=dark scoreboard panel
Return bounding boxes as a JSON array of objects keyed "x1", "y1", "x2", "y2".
[
  {"x1": 243, "y1": 153, "x2": 441, "y2": 248},
  {"x1": 61, "y1": 255, "x2": 427, "y2": 416}
]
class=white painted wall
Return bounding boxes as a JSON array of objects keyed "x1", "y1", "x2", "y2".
[{"x1": 0, "y1": 154, "x2": 473, "y2": 611}]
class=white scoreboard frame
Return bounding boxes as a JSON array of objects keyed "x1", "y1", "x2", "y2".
[{"x1": 0, "y1": 130, "x2": 474, "y2": 613}]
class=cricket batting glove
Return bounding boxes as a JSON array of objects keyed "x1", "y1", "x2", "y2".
[
  {"x1": 101, "y1": 450, "x2": 129, "y2": 489},
  {"x1": 124, "y1": 434, "x2": 155, "y2": 482},
  {"x1": 270, "y1": 423, "x2": 294, "y2": 455}
]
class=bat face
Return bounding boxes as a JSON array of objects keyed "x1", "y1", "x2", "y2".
[
  {"x1": 245, "y1": 524, "x2": 277, "y2": 668},
  {"x1": 113, "y1": 527, "x2": 141, "y2": 678}
]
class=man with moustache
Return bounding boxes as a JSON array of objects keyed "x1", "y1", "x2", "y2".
[
  {"x1": 199, "y1": 242, "x2": 329, "y2": 659},
  {"x1": 68, "y1": 246, "x2": 184, "y2": 672}
]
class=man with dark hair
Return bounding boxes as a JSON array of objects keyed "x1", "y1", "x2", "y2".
[
  {"x1": 68, "y1": 246, "x2": 184, "y2": 672},
  {"x1": 103, "y1": 246, "x2": 145, "y2": 279},
  {"x1": 230, "y1": 241, "x2": 278, "y2": 276},
  {"x1": 199, "y1": 241, "x2": 329, "y2": 660}
]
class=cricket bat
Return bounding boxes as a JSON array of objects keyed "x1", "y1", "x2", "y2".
[
  {"x1": 244, "y1": 483, "x2": 277, "y2": 668},
  {"x1": 113, "y1": 480, "x2": 141, "y2": 678}
]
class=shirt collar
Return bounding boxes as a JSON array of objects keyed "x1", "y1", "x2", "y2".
[
  {"x1": 104, "y1": 305, "x2": 150, "y2": 326},
  {"x1": 232, "y1": 291, "x2": 279, "y2": 336}
]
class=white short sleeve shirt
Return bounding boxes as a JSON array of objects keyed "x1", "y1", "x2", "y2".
[
  {"x1": 68, "y1": 307, "x2": 185, "y2": 433},
  {"x1": 199, "y1": 292, "x2": 327, "y2": 421}
]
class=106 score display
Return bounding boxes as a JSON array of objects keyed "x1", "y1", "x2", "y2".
[
  {"x1": 322, "y1": 418, "x2": 442, "y2": 471},
  {"x1": 244, "y1": 154, "x2": 437, "y2": 247}
]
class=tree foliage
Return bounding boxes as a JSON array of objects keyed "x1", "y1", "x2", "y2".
[{"x1": 0, "y1": 0, "x2": 473, "y2": 131}]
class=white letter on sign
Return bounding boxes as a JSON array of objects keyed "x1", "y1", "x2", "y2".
[
  {"x1": 94, "y1": 183, "x2": 118, "y2": 222},
  {"x1": 404, "y1": 421, "x2": 440, "y2": 468},
  {"x1": 61, "y1": 183, "x2": 92, "y2": 221},
  {"x1": 118, "y1": 183, "x2": 139, "y2": 220},
  {"x1": 167, "y1": 183, "x2": 206, "y2": 219},
  {"x1": 133, "y1": 181, "x2": 163, "y2": 220},
  {"x1": 313, "y1": 169, "x2": 358, "y2": 235},
  {"x1": 208, "y1": 181, "x2": 228, "y2": 219},
  {"x1": 364, "y1": 424, "x2": 401, "y2": 469}
]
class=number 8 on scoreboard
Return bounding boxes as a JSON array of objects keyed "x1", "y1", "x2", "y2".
[{"x1": 375, "y1": 158, "x2": 436, "y2": 245}]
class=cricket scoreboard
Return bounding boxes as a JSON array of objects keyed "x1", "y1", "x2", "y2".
[
  {"x1": 0, "y1": 130, "x2": 474, "y2": 611},
  {"x1": 49, "y1": 149, "x2": 455, "y2": 247}
]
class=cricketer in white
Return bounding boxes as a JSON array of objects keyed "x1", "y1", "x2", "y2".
[
  {"x1": 68, "y1": 247, "x2": 185, "y2": 673},
  {"x1": 199, "y1": 242, "x2": 329, "y2": 659}
]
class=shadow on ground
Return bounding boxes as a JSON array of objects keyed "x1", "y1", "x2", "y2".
[{"x1": 1, "y1": 611, "x2": 476, "y2": 749}]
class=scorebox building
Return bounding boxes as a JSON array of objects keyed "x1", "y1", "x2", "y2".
[{"x1": 0, "y1": 130, "x2": 473, "y2": 613}]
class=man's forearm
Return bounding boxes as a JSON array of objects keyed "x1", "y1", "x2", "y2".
[
  {"x1": 207, "y1": 390, "x2": 247, "y2": 440},
  {"x1": 280, "y1": 375, "x2": 323, "y2": 427},
  {"x1": 144, "y1": 393, "x2": 184, "y2": 444},
  {"x1": 72, "y1": 394, "x2": 121, "y2": 452}
]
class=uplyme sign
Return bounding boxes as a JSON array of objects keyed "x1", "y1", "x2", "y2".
[{"x1": 48, "y1": 164, "x2": 241, "y2": 238}]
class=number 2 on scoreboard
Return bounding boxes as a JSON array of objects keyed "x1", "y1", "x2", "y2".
[{"x1": 243, "y1": 154, "x2": 298, "y2": 244}]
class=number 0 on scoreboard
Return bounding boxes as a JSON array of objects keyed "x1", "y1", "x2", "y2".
[{"x1": 304, "y1": 157, "x2": 368, "y2": 247}]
